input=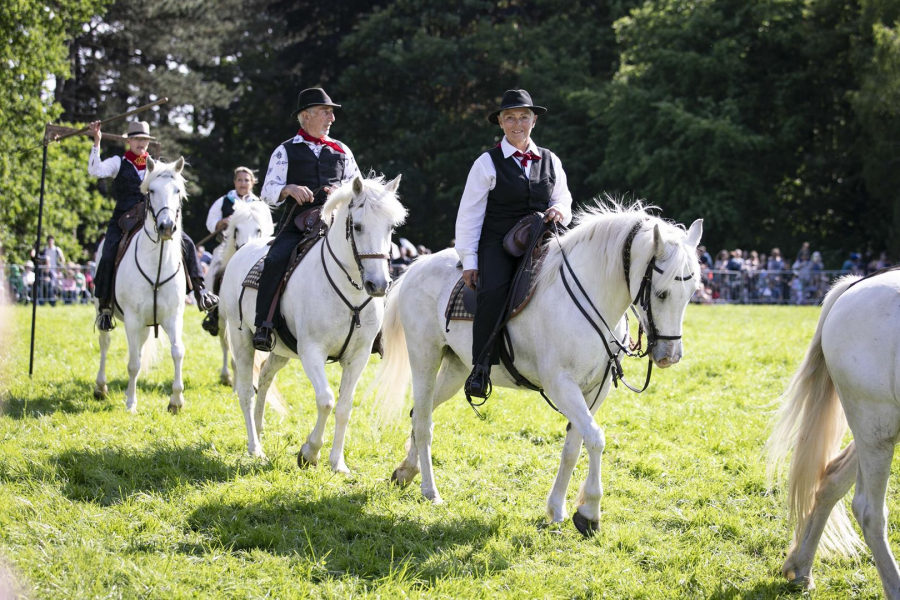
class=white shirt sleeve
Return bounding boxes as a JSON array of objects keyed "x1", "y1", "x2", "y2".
[
  {"x1": 206, "y1": 197, "x2": 225, "y2": 233},
  {"x1": 341, "y1": 145, "x2": 359, "y2": 182},
  {"x1": 548, "y1": 152, "x2": 573, "y2": 225},
  {"x1": 455, "y1": 155, "x2": 495, "y2": 271},
  {"x1": 87, "y1": 146, "x2": 122, "y2": 179},
  {"x1": 261, "y1": 146, "x2": 289, "y2": 207}
]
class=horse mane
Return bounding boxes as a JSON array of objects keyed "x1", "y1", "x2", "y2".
[
  {"x1": 224, "y1": 201, "x2": 275, "y2": 240},
  {"x1": 536, "y1": 196, "x2": 699, "y2": 293},
  {"x1": 139, "y1": 160, "x2": 188, "y2": 195},
  {"x1": 322, "y1": 173, "x2": 408, "y2": 227}
]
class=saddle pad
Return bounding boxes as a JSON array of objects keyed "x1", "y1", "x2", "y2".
[
  {"x1": 444, "y1": 278, "x2": 474, "y2": 321},
  {"x1": 242, "y1": 256, "x2": 266, "y2": 290}
]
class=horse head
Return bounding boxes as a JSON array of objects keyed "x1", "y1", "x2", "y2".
[
  {"x1": 225, "y1": 201, "x2": 274, "y2": 252},
  {"x1": 141, "y1": 157, "x2": 186, "y2": 241},
  {"x1": 323, "y1": 173, "x2": 408, "y2": 297},
  {"x1": 630, "y1": 217, "x2": 703, "y2": 368}
]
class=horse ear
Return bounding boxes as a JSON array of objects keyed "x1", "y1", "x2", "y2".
[
  {"x1": 653, "y1": 223, "x2": 665, "y2": 257},
  {"x1": 385, "y1": 174, "x2": 402, "y2": 194},
  {"x1": 685, "y1": 219, "x2": 703, "y2": 249},
  {"x1": 352, "y1": 174, "x2": 364, "y2": 196},
  {"x1": 146, "y1": 157, "x2": 156, "y2": 173},
  {"x1": 174, "y1": 157, "x2": 185, "y2": 174}
]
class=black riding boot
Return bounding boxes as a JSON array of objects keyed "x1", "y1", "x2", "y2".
[
  {"x1": 191, "y1": 277, "x2": 218, "y2": 312},
  {"x1": 253, "y1": 321, "x2": 276, "y2": 352},
  {"x1": 201, "y1": 307, "x2": 219, "y2": 336},
  {"x1": 464, "y1": 363, "x2": 493, "y2": 400}
]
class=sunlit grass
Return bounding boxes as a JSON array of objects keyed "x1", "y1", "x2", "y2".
[{"x1": 0, "y1": 303, "x2": 887, "y2": 597}]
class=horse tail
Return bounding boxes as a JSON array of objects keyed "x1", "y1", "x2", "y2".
[
  {"x1": 766, "y1": 275, "x2": 863, "y2": 556},
  {"x1": 140, "y1": 332, "x2": 161, "y2": 372},
  {"x1": 253, "y1": 351, "x2": 287, "y2": 416},
  {"x1": 372, "y1": 273, "x2": 411, "y2": 424}
]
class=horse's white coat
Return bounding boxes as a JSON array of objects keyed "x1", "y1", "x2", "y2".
[
  {"x1": 768, "y1": 271, "x2": 900, "y2": 597},
  {"x1": 375, "y1": 202, "x2": 702, "y2": 529},
  {"x1": 94, "y1": 158, "x2": 188, "y2": 413},
  {"x1": 219, "y1": 174, "x2": 407, "y2": 466},
  {"x1": 204, "y1": 202, "x2": 274, "y2": 385}
]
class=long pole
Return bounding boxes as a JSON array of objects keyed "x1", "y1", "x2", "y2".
[
  {"x1": 28, "y1": 143, "x2": 48, "y2": 378},
  {"x1": 50, "y1": 98, "x2": 168, "y2": 143}
]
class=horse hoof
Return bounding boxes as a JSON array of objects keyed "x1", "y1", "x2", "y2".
[
  {"x1": 220, "y1": 374, "x2": 232, "y2": 386},
  {"x1": 93, "y1": 388, "x2": 107, "y2": 399},
  {"x1": 297, "y1": 452, "x2": 315, "y2": 469},
  {"x1": 167, "y1": 404, "x2": 181, "y2": 415},
  {"x1": 572, "y1": 511, "x2": 599, "y2": 537},
  {"x1": 390, "y1": 469, "x2": 402, "y2": 485},
  {"x1": 788, "y1": 575, "x2": 814, "y2": 590}
]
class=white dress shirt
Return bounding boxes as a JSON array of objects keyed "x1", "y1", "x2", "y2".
[
  {"x1": 455, "y1": 136, "x2": 573, "y2": 271},
  {"x1": 206, "y1": 190, "x2": 261, "y2": 233},
  {"x1": 87, "y1": 146, "x2": 145, "y2": 181},
  {"x1": 260, "y1": 134, "x2": 360, "y2": 207}
]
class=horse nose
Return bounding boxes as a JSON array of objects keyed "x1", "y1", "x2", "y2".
[
  {"x1": 158, "y1": 219, "x2": 176, "y2": 239},
  {"x1": 364, "y1": 280, "x2": 387, "y2": 297}
]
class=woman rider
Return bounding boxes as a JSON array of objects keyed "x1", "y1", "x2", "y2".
[{"x1": 455, "y1": 89, "x2": 573, "y2": 397}]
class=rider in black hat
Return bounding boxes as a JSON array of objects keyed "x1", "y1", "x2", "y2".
[
  {"x1": 456, "y1": 89, "x2": 573, "y2": 397},
  {"x1": 253, "y1": 88, "x2": 360, "y2": 351}
]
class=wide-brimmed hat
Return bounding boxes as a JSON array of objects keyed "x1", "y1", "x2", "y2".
[
  {"x1": 124, "y1": 121, "x2": 155, "y2": 140},
  {"x1": 294, "y1": 88, "x2": 341, "y2": 114},
  {"x1": 488, "y1": 89, "x2": 547, "y2": 124}
]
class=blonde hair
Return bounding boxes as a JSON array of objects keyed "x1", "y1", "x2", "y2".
[{"x1": 233, "y1": 166, "x2": 257, "y2": 184}]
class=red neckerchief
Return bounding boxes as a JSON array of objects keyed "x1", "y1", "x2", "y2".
[
  {"x1": 297, "y1": 128, "x2": 345, "y2": 154},
  {"x1": 496, "y1": 142, "x2": 541, "y2": 169},
  {"x1": 124, "y1": 150, "x2": 148, "y2": 171}
]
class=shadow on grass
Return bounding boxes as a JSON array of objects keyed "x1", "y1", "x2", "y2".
[
  {"x1": 54, "y1": 443, "x2": 242, "y2": 505},
  {"x1": 708, "y1": 579, "x2": 800, "y2": 599},
  {"x1": 182, "y1": 491, "x2": 504, "y2": 581}
]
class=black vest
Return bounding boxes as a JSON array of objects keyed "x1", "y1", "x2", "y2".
[
  {"x1": 221, "y1": 194, "x2": 236, "y2": 218},
  {"x1": 482, "y1": 146, "x2": 555, "y2": 239},
  {"x1": 281, "y1": 139, "x2": 348, "y2": 207},
  {"x1": 111, "y1": 158, "x2": 144, "y2": 220}
]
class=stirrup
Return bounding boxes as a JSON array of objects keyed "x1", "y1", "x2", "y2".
[
  {"x1": 201, "y1": 309, "x2": 219, "y2": 336},
  {"x1": 464, "y1": 365, "x2": 492, "y2": 401},
  {"x1": 252, "y1": 325, "x2": 275, "y2": 352},
  {"x1": 195, "y1": 289, "x2": 219, "y2": 312},
  {"x1": 95, "y1": 309, "x2": 116, "y2": 332}
]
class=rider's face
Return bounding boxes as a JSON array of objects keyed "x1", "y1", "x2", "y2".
[
  {"x1": 302, "y1": 106, "x2": 336, "y2": 138},
  {"x1": 127, "y1": 137, "x2": 150, "y2": 154}
]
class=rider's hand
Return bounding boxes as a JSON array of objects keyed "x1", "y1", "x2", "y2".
[
  {"x1": 544, "y1": 207, "x2": 564, "y2": 224},
  {"x1": 88, "y1": 121, "x2": 102, "y2": 146},
  {"x1": 282, "y1": 184, "x2": 315, "y2": 205},
  {"x1": 463, "y1": 269, "x2": 478, "y2": 291},
  {"x1": 323, "y1": 186, "x2": 333, "y2": 196},
  {"x1": 215, "y1": 218, "x2": 229, "y2": 232}
]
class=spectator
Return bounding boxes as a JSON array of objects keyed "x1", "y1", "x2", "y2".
[
  {"x1": 713, "y1": 250, "x2": 729, "y2": 270},
  {"x1": 807, "y1": 251, "x2": 825, "y2": 302},
  {"x1": 841, "y1": 252, "x2": 862, "y2": 274},
  {"x1": 697, "y1": 245, "x2": 713, "y2": 270},
  {"x1": 7, "y1": 265, "x2": 26, "y2": 303},
  {"x1": 42, "y1": 235, "x2": 65, "y2": 270},
  {"x1": 876, "y1": 251, "x2": 892, "y2": 271},
  {"x1": 795, "y1": 241, "x2": 811, "y2": 263},
  {"x1": 790, "y1": 274, "x2": 804, "y2": 305},
  {"x1": 74, "y1": 266, "x2": 88, "y2": 303},
  {"x1": 37, "y1": 256, "x2": 57, "y2": 306},
  {"x1": 60, "y1": 266, "x2": 77, "y2": 304},
  {"x1": 726, "y1": 249, "x2": 744, "y2": 271},
  {"x1": 766, "y1": 248, "x2": 786, "y2": 303}
]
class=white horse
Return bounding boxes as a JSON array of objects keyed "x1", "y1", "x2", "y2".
[
  {"x1": 94, "y1": 158, "x2": 188, "y2": 414},
  {"x1": 204, "y1": 201, "x2": 275, "y2": 386},
  {"x1": 220, "y1": 173, "x2": 407, "y2": 467},
  {"x1": 767, "y1": 269, "x2": 900, "y2": 597},
  {"x1": 374, "y1": 202, "x2": 702, "y2": 535}
]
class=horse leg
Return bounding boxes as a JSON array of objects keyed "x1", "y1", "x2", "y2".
[
  {"x1": 852, "y1": 436, "x2": 900, "y2": 599},
  {"x1": 298, "y1": 352, "x2": 333, "y2": 467},
  {"x1": 546, "y1": 382, "x2": 609, "y2": 524},
  {"x1": 164, "y1": 315, "x2": 185, "y2": 413},
  {"x1": 393, "y1": 351, "x2": 468, "y2": 486},
  {"x1": 123, "y1": 317, "x2": 148, "y2": 414},
  {"x1": 329, "y1": 352, "x2": 369, "y2": 474},
  {"x1": 95, "y1": 328, "x2": 111, "y2": 399},
  {"x1": 782, "y1": 441, "x2": 857, "y2": 589},
  {"x1": 230, "y1": 322, "x2": 264, "y2": 457},
  {"x1": 256, "y1": 353, "x2": 289, "y2": 436},
  {"x1": 546, "y1": 376, "x2": 605, "y2": 536},
  {"x1": 219, "y1": 328, "x2": 232, "y2": 386}
]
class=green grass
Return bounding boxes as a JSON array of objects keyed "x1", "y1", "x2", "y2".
[{"x1": 0, "y1": 303, "x2": 889, "y2": 598}]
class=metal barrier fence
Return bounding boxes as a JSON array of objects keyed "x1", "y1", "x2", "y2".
[
  {"x1": 1, "y1": 263, "x2": 95, "y2": 306},
  {"x1": 695, "y1": 269, "x2": 856, "y2": 305}
]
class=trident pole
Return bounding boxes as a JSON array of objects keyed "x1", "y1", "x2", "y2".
[{"x1": 28, "y1": 98, "x2": 168, "y2": 378}]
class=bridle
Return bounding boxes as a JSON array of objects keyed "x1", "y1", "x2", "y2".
[
  {"x1": 320, "y1": 198, "x2": 391, "y2": 362},
  {"x1": 134, "y1": 182, "x2": 183, "y2": 338},
  {"x1": 557, "y1": 218, "x2": 694, "y2": 395}
]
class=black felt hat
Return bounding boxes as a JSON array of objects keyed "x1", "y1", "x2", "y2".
[
  {"x1": 487, "y1": 89, "x2": 547, "y2": 124},
  {"x1": 295, "y1": 88, "x2": 341, "y2": 113}
]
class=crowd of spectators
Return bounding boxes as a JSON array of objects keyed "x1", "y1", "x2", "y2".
[
  {"x1": 3, "y1": 237, "x2": 96, "y2": 306},
  {"x1": 693, "y1": 242, "x2": 894, "y2": 304}
]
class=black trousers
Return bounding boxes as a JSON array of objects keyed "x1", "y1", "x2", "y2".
[
  {"x1": 254, "y1": 217, "x2": 306, "y2": 327},
  {"x1": 472, "y1": 238, "x2": 519, "y2": 367},
  {"x1": 94, "y1": 220, "x2": 203, "y2": 307}
]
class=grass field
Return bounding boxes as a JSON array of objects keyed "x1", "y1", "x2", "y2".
[{"x1": 0, "y1": 303, "x2": 892, "y2": 598}]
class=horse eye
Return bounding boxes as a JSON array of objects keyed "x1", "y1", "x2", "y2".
[
  {"x1": 256, "y1": 229, "x2": 261, "y2": 236},
  {"x1": 354, "y1": 224, "x2": 362, "y2": 233},
  {"x1": 656, "y1": 291, "x2": 668, "y2": 301}
]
